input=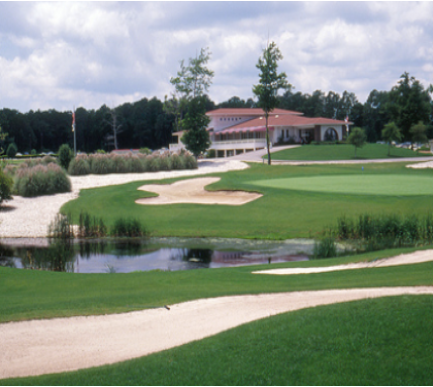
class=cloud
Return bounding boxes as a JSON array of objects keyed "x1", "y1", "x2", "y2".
[{"x1": 0, "y1": 2, "x2": 432, "y2": 112}]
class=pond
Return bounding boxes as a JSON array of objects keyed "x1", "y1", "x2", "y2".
[{"x1": 0, "y1": 237, "x2": 313, "y2": 273}]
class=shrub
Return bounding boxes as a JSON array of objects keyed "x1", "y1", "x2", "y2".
[
  {"x1": 112, "y1": 154, "x2": 128, "y2": 173},
  {"x1": 58, "y1": 144, "x2": 74, "y2": 170},
  {"x1": 206, "y1": 149, "x2": 216, "y2": 158},
  {"x1": 0, "y1": 168, "x2": 13, "y2": 205},
  {"x1": 139, "y1": 148, "x2": 151, "y2": 155},
  {"x1": 68, "y1": 154, "x2": 91, "y2": 176},
  {"x1": 48, "y1": 213, "x2": 74, "y2": 239},
  {"x1": 313, "y1": 237, "x2": 337, "y2": 259},
  {"x1": 170, "y1": 153, "x2": 185, "y2": 170},
  {"x1": 128, "y1": 154, "x2": 145, "y2": 173},
  {"x1": 90, "y1": 154, "x2": 114, "y2": 174},
  {"x1": 159, "y1": 155, "x2": 172, "y2": 171},
  {"x1": 78, "y1": 211, "x2": 107, "y2": 238},
  {"x1": 111, "y1": 218, "x2": 147, "y2": 237},
  {"x1": 6, "y1": 143, "x2": 17, "y2": 158},
  {"x1": 146, "y1": 155, "x2": 161, "y2": 172},
  {"x1": 30, "y1": 149, "x2": 37, "y2": 155},
  {"x1": 96, "y1": 149, "x2": 106, "y2": 154},
  {"x1": 182, "y1": 154, "x2": 198, "y2": 169},
  {"x1": 14, "y1": 163, "x2": 71, "y2": 197}
]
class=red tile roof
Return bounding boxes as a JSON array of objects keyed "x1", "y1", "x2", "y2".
[
  {"x1": 206, "y1": 108, "x2": 303, "y2": 116},
  {"x1": 218, "y1": 115, "x2": 352, "y2": 132}
]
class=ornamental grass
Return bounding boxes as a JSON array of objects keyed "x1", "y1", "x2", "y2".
[{"x1": 14, "y1": 163, "x2": 71, "y2": 197}]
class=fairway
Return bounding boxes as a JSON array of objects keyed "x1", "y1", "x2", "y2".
[{"x1": 249, "y1": 174, "x2": 433, "y2": 196}]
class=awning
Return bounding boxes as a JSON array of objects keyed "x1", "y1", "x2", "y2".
[{"x1": 217, "y1": 126, "x2": 275, "y2": 134}]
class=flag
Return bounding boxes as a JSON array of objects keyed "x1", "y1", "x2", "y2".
[
  {"x1": 72, "y1": 111, "x2": 76, "y2": 132},
  {"x1": 344, "y1": 115, "x2": 349, "y2": 124}
]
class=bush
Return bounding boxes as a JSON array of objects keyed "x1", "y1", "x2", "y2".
[
  {"x1": 30, "y1": 149, "x2": 37, "y2": 155},
  {"x1": 146, "y1": 156, "x2": 161, "y2": 172},
  {"x1": 58, "y1": 144, "x2": 74, "y2": 170},
  {"x1": 206, "y1": 149, "x2": 216, "y2": 158},
  {"x1": 313, "y1": 237, "x2": 337, "y2": 259},
  {"x1": 170, "y1": 153, "x2": 185, "y2": 170},
  {"x1": 111, "y1": 218, "x2": 147, "y2": 237},
  {"x1": 6, "y1": 143, "x2": 17, "y2": 158},
  {"x1": 48, "y1": 213, "x2": 74, "y2": 239},
  {"x1": 182, "y1": 154, "x2": 198, "y2": 169},
  {"x1": 139, "y1": 148, "x2": 151, "y2": 155},
  {"x1": 0, "y1": 168, "x2": 13, "y2": 205},
  {"x1": 14, "y1": 163, "x2": 71, "y2": 197},
  {"x1": 78, "y1": 211, "x2": 107, "y2": 238},
  {"x1": 159, "y1": 155, "x2": 172, "y2": 171},
  {"x1": 68, "y1": 154, "x2": 91, "y2": 176},
  {"x1": 89, "y1": 154, "x2": 114, "y2": 174}
]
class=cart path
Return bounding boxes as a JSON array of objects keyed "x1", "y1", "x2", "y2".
[{"x1": 1, "y1": 286, "x2": 433, "y2": 380}]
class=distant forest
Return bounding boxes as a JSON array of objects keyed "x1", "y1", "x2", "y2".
[{"x1": 1, "y1": 72, "x2": 432, "y2": 154}]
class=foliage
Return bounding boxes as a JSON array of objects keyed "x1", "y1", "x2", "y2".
[
  {"x1": 381, "y1": 122, "x2": 402, "y2": 155},
  {"x1": 313, "y1": 237, "x2": 337, "y2": 259},
  {"x1": 6, "y1": 143, "x2": 17, "y2": 158},
  {"x1": 410, "y1": 121, "x2": 428, "y2": 145},
  {"x1": 0, "y1": 168, "x2": 13, "y2": 205},
  {"x1": 13, "y1": 163, "x2": 71, "y2": 197},
  {"x1": 332, "y1": 213, "x2": 433, "y2": 252},
  {"x1": 111, "y1": 218, "x2": 147, "y2": 237},
  {"x1": 386, "y1": 72, "x2": 431, "y2": 140},
  {"x1": 252, "y1": 41, "x2": 290, "y2": 164},
  {"x1": 347, "y1": 127, "x2": 366, "y2": 156},
  {"x1": 58, "y1": 144, "x2": 74, "y2": 170},
  {"x1": 47, "y1": 213, "x2": 74, "y2": 239},
  {"x1": 78, "y1": 211, "x2": 107, "y2": 238},
  {"x1": 67, "y1": 154, "x2": 91, "y2": 175},
  {"x1": 181, "y1": 97, "x2": 211, "y2": 157},
  {"x1": 0, "y1": 124, "x2": 8, "y2": 155},
  {"x1": 139, "y1": 147, "x2": 151, "y2": 155}
]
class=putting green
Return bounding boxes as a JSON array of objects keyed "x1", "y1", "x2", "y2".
[{"x1": 249, "y1": 174, "x2": 433, "y2": 196}]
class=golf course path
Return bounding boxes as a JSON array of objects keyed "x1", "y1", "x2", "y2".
[
  {"x1": 1, "y1": 286, "x2": 433, "y2": 380},
  {"x1": 253, "y1": 249, "x2": 433, "y2": 275}
]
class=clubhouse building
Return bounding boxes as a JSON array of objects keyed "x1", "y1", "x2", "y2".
[{"x1": 169, "y1": 108, "x2": 351, "y2": 157}]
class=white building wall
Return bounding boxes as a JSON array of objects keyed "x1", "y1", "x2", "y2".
[
  {"x1": 209, "y1": 115, "x2": 257, "y2": 132},
  {"x1": 320, "y1": 125, "x2": 343, "y2": 141}
]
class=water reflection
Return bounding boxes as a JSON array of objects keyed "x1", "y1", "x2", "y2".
[{"x1": 0, "y1": 238, "x2": 312, "y2": 273}]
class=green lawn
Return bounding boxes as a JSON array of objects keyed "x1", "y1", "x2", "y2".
[
  {"x1": 61, "y1": 162, "x2": 433, "y2": 239},
  {"x1": 249, "y1": 174, "x2": 433, "y2": 196},
  {"x1": 1, "y1": 247, "x2": 433, "y2": 385},
  {"x1": 271, "y1": 143, "x2": 429, "y2": 161}
]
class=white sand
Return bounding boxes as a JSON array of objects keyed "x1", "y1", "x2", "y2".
[
  {"x1": 136, "y1": 177, "x2": 262, "y2": 205},
  {"x1": 0, "y1": 160, "x2": 248, "y2": 238},
  {"x1": 407, "y1": 160, "x2": 433, "y2": 169},
  {"x1": 1, "y1": 286, "x2": 433, "y2": 380},
  {"x1": 253, "y1": 249, "x2": 433, "y2": 275}
]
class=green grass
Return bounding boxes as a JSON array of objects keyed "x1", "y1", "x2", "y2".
[
  {"x1": 249, "y1": 174, "x2": 433, "y2": 196},
  {"x1": 5, "y1": 296, "x2": 433, "y2": 386},
  {"x1": 271, "y1": 143, "x2": 428, "y2": 161},
  {"x1": 61, "y1": 162, "x2": 433, "y2": 239},
  {"x1": 1, "y1": 246, "x2": 432, "y2": 323}
]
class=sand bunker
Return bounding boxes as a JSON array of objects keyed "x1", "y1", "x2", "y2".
[
  {"x1": 1, "y1": 286, "x2": 433, "y2": 380},
  {"x1": 136, "y1": 177, "x2": 262, "y2": 205},
  {"x1": 407, "y1": 160, "x2": 433, "y2": 169},
  {"x1": 253, "y1": 249, "x2": 433, "y2": 275}
]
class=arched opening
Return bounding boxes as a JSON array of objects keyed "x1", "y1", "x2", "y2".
[{"x1": 324, "y1": 127, "x2": 338, "y2": 141}]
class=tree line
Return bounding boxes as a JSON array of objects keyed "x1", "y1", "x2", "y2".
[{"x1": 0, "y1": 71, "x2": 432, "y2": 155}]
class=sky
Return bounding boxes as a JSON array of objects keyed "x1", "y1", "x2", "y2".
[{"x1": 1, "y1": 1, "x2": 433, "y2": 113}]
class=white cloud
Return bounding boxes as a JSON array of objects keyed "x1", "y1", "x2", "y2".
[{"x1": 0, "y1": 2, "x2": 433, "y2": 112}]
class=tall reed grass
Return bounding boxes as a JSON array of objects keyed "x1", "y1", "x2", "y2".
[
  {"x1": 14, "y1": 163, "x2": 71, "y2": 197},
  {"x1": 68, "y1": 151, "x2": 197, "y2": 176},
  {"x1": 332, "y1": 213, "x2": 433, "y2": 252}
]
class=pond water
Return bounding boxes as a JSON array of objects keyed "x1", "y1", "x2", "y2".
[{"x1": 0, "y1": 237, "x2": 313, "y2": 273}]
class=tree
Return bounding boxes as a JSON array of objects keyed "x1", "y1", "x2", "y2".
[
  {"x1": 386, "y1": 72, "x2": 431, "y2": 140},
  {"x1": 105, "y1": 107, "x2": 124, "y2": 150},
  {"x1": 410, "y1": 121, "x2": 428, "y2": 146},
  {"x1": 381, "y1": 122, "x2": 402, "y2": 156},
  {"x1": 58, "y1": 144, "x2": 74, "y2": 170},
  {"x1": 167, "y1": 48, "x2": 214, "y2": 132},
  {"x1": 347, "y1": 127, "x2": 366, "y2": 157},
  {"x1": 252, "y1": 41, "x2": 291, "y2": 165},
  {"x1": 6, "y1": 143, "x2": 17, "y2": 158},
  {"x1": 181, "y1": 97, "x2": 211, "y2": 158}
]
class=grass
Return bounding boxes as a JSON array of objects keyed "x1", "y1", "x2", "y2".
[
  {"x1": 248, "y1": 174, "x2": 433, "y2": 196},
  {"x1": 4, "y1": 296, "x2": 433, "y2": 386},
  {"x1": 271, "y1": 143, "x2": 428, "y2": 161},
  {"x1": 1, "y1": 246, "x2": 433, "y2": 323},
  {"x1": 61, "y1": 162, "x2": 433, "y2": 239}
]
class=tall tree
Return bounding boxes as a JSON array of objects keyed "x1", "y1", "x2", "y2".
[
  {"x1": 386, "y1": 72, "x2": 431, "y2": 140},
  {"x1": 381, "y1": 122, "x2": 402, "y2": 156},
  {"x1": 167, "y1": 47, "x2": 214, "y2": 132},
  {"x1": 181, "y1": 97, "x2": 211, "y2": 158},
  {"x1": 410, "y1": 121, "x2": 428, "y2": 146},
  {"x1": 252, "y1": 41, "x2": 291, "y2": 165}
]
